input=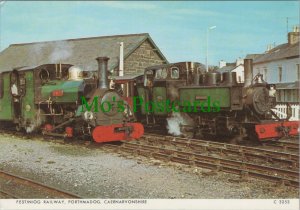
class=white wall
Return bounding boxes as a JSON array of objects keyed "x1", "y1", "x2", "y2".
[
  {"x1": 253, "y1": 58, "x2": 299, "y2": 83},
  {"x1": 232, "y1": 65, "x2": 244, "y2": 83}
]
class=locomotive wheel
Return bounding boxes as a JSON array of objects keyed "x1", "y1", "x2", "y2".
[
  {"x1": 15, "y1": 124, "x2": 21, "y2": 132},
  {"x1": 247, "y1": 132, "x2": 261, "y2": 146},
  {"x1": 181, "y1": 131, "x2": 194, "y2": 139},
  {"x1": 180, "y1": 125, "x2": 196, "y2": 138},
  {"x1": 245, "y1": 126, "x2": 260, "y2": 143},
  {"x1": 229, "y1": 135, "x2": 243, "y2": 145},
  {"x1": 193, "y1": 129, "x2": 205, "y2": 139}
]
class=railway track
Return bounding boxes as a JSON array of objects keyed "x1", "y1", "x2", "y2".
[
  {"x1": 145, "y1": 128, "x2": 299, "y2": 153},
  {"x1": 0, "y1": 129, "x2": 299, "y2": 189},
  {"x1": 99, "y1": 133, "x2": 300, "y2": 188},
  {"x1": 103, "y1": 140, "x2": 299, "y2": 188},
  {"x1": 0, "y1": 170, "x2": 81, "y2": 198},
  {"x1": 261, "y1": 138, "x2": 299, "y2": 153},
  {"x1": 0, "y1": 189, "x2": 17, "y2": 198},
  {"x1": 140, "y1": 134, "x2": 299, "y2": 169}
]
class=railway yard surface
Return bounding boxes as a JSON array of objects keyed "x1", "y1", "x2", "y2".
[{"x1": 0, "y1": 132, "x2": 298, "y2": 199}]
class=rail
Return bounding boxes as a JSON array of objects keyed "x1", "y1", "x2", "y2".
[
  {"x1": 0, "y1": 170, "x2": 81, "y2": 198},
  {"x1": 103, "y1": 141, "x2": 299, "y2": 188}
]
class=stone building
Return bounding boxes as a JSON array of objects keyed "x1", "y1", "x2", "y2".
[
  {"x1": 0, "y1": 33, "x2": 168, "y2": 76},
  {"x1": 120, "y1": 39, "x2": 167, "y2": 75}
]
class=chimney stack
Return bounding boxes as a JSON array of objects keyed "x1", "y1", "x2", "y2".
[
  {"x1": 219, "y1": 60, "x2": 226, "y2": 68},
  {"x1": 236, "y1": 57, "x2": 244, "y2": 66},
  {"x1": 288, "y1": 25, "x2": 300, "y2": 45},
  {"x1": 265, "y1": 44, "x2": 272, "y2": 52},
  {"x1": 96, "y1": 57, "x2": 109, "y2": 89}
]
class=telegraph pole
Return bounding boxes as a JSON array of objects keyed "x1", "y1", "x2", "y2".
[
  {"x1": 286, "y1": 17, "x2": 289, "y2": 34},
  {"x1": 206, "y1": 26, "x2": 216, "y2": 72},
  {"x1": 0, "y1": 1, "x2": 6, "y2": 51}
]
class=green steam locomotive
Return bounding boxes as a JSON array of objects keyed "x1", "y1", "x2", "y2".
[
  {"x1": 0, "y1": 57, "x2": 143, "y2": 142},
  {"x1": 134, "y1": 59, "x2": 299, "y2": 142}
]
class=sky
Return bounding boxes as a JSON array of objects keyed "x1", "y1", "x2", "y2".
[{"x1": 0, "y1": 1, "x2": 299, "y2": 66}]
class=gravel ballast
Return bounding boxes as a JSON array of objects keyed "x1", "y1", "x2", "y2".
[{"x1": 0, "y1": 133, "x2": 298, "y2": 198}]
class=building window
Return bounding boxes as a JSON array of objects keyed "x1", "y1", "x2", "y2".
[
  {"x1": 264, "y1": 68, "x2": 267, "y2": 81},
  {"x1": 292, "y1": 89, "x2": 299, "y2": 102},
  {"x1": 297, "y1": 64, "x2": 300, "y2": 81},
  {"x1": 256, "y1": 68, "x2": 260, "y2": 74},
  {"x1": 171, "y1": 67, "x2": 179, "y2": 79},
  {"x1": 286, "y1": 90, "x2": 291, "y2": 102},
  {"x1": 278, "y1": 66, "x2": 282, "y2": 82}
]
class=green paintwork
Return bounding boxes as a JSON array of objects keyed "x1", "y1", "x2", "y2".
[
  {"x1": 75, "y1": 105, "x2": 83, "y2": 117},
  {"x1": 136, "y1": 87, "x2": 147, "y2": 114},
  {"x1": 0, "y1": 73, "x2": 13, "y2": 120},
  {"x1": 179, "y1": 87, "x2": 231, "y2": 108},
  {"x1": 40, "y1": 80, "x2": 82, "y2": 103},
  {"x1": 22, "y1": 71, "x2": 37, "y2": 122},
  {"x1": 152, "y1": 86, "x2": 167, "y2": 115}
]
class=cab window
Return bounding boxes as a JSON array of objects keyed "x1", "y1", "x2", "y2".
[
  {"x1": 171, "y1": 67, "x2": 179, "y2": 79},
  {"x1": 155, "y1": 69, "x2": 162, "y2": 79},
  {"x1": 144, "y1": 70, "x2": 154, "y2": 87}
]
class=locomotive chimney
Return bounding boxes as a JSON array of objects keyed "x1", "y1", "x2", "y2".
[
  {"x1": 96, "y1": 56, "x2": 110, "y2": 89},
  {"x1": 244, "y1": 59, "x2": 253, "y2": 87}
]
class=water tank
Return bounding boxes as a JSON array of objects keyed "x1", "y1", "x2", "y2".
[
  {"x1": 221, "y1": 72, "x2": 237, "y2": 86},
  {"x1": 204, "y1": 72, "x2": 221, "y2": 86},
  {"x1": 199, "y1": 74, "x2": 205, "y2": 85}
]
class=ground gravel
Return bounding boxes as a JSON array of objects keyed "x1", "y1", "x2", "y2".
[{"x1": 0, "y1": 133, "x2": 298, "y2": 198}]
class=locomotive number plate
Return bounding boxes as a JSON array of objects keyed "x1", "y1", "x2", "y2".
[{"x1": 195, "y1": 96, "x2": 207, "y2": 100}]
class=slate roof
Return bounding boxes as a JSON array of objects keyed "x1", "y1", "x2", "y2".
[
  {"x1": 253, "y1": 42, "x2": 299, "y2": 64},
  {"x1": 110, "y1": 73, "x2": 144, "y2": 81},
  {"x1": 245, "y1": 54, "x2": 262, "y2": 60},
  {"x1": 0, "y1": 33, "x2": 168, "y2": 73}
]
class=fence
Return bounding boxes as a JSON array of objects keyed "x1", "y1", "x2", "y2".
[{"x1": 272, "y1": 103, "x2": 300, "y2": 121}]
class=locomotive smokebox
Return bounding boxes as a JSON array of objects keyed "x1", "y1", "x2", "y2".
[
  {"x1": 96, "y1": 57, "x2": 110, "y2": 89},
  {"x1": 244, "y1": 59, "x2": 253, "y2": 87}
]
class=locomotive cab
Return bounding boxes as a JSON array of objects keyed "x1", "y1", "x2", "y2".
[
  {"x1": 68, "y1": 66, "x2": 84, "y2": 81},
  {"x1": 136, "y1": 62, "x2": 205, "y2": 125}
]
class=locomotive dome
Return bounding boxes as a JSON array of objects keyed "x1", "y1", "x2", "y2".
[{"x1": 68, "y1": 66, "x2": 84, "y2": 80}]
